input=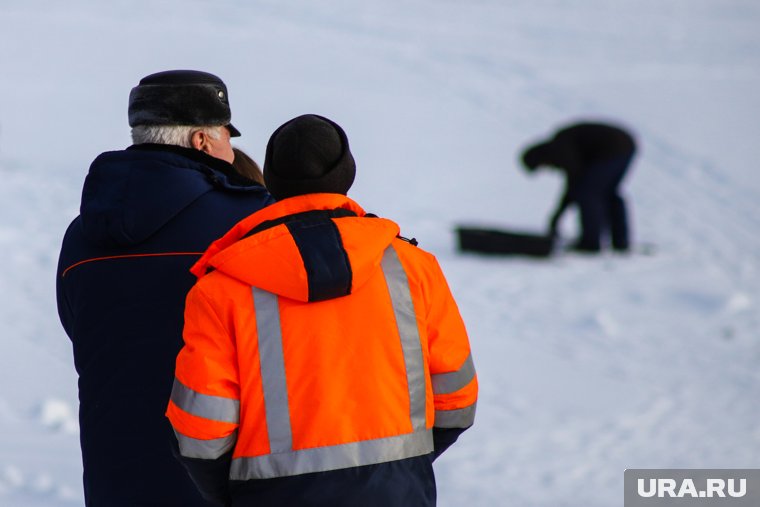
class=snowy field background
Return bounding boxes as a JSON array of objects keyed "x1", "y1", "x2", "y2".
[{"x1": 1, "y1": 1, "x2": 759, "y2": 505}]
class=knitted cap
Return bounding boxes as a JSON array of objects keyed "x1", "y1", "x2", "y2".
[
  {"x1": 128, "y1": 70, "x2": 240, "y2": 137},
  {"x1": 264, "y1": 114, "x2": 356, "y2": 200}
]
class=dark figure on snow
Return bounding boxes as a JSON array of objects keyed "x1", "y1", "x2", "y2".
[
  {"x1": 521, "y1": 121, "x2": 636, "y2": 252},
  {"x1": 56, "y1": 70, "x2": 273, "y2": 506}
]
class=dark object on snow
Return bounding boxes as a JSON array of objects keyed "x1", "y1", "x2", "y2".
[
  {"x1": 456, "y1": 226, "x2": 555, "y2": 257},
  {"x1": 520, "y1": 121, "x2": 636, "y2": 252}
]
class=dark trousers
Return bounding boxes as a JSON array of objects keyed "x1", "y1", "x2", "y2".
[{"x1": 572, "y1": 155, "x2": 632, "y2": 251}]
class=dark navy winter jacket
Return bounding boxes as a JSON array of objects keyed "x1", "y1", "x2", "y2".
[{"x1": 56, "y1": 144, "x2": 273, "y2": 506}]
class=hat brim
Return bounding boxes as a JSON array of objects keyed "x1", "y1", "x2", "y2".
[{"x1": 227, "y1": 123, "x2": 241, "y2": 137}]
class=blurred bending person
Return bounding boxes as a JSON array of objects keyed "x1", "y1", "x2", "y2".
[
  {"x1": 167, "y1": 114, "x2": 478, "y2": 506},
  {"x1": 232, "y1": 147, "x2": 265, "y2": 186},
  {"x1": 56, "y1": 70, "x2": 273, "y2": 506},
  {"x1": 521, "y1": 121, "x2": 636, "y2": 252}
]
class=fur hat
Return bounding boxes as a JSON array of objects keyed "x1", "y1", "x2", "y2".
[
  {"x1": 263, "y1": 114, "x2": 356, "y2": 200},
  {"x1": 128, "y1": 70, "x2": 241, "y2": 137}
]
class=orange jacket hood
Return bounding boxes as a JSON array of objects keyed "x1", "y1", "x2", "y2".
[{"x1": 191, "y1": 194, "x2": 401, "y2": 302}]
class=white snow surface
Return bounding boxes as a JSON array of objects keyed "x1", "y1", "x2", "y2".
[{"x1": 1, "y1": 1, "x2": 759, "y2": 505}]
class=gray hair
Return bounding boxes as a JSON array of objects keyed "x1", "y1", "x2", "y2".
[{"x1": 130, "y1": 125, "x2": 224, "y2": 147}]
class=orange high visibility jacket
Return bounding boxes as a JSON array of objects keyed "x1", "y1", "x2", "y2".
[{"x1": 167, "y1": 194, "x2": 476, "y2": 486}]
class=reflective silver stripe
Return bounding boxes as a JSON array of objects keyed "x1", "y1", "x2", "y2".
[
  {"x1": 252, "y1": 287, "x2": 293, "y2": 453},
  {"x1": 431, "y1": 353, "x2": 476, "y2": 395},
  {"x1": 230, "y1": 429, "x2": 433, "y2": 480},
  {"x1": 380, "y1": 245, "x2": 427, "y2": 431},
  {"x1": 434, "y1": 402, "x2": 477, "y2": 429},
  {"x1": 174, "y1": 429, "x2": 237, "y2": 459},
  {"x1": 171, "y1": 377, "x2": 239, "y2": 424}
]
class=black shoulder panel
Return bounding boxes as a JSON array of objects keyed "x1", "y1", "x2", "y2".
[{"x1": 284, "y1": 212, "x2": 354, "y2": 302}]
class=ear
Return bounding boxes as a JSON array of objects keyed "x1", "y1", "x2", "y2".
[{"x1": 191, "y1": 130, "x2": 208, "y2": 153}]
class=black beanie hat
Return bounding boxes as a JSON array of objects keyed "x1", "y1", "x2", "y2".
[
  {"x1": 128, "y1": 70, "x2": 241, "y2": 137},
  {"x1": 264, "y1": 114, "x2": 356, "y2": 200}
]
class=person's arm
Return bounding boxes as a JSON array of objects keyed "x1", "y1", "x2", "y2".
[
  {"x1": 424, "y1": 258, "x2": 478, "y2": 461},
  {"x1": 546, "y1": 135, "x2": 583, "y2": 237},
  {"x1": 166, "y1": 282, "x2": 240, "y2": 506},
  {"x1": 549, "y1": 181, "x2": 572, "y2": 237},
  {"x1": 169, "y1": 438, "x2": 233, "y2": 507}
]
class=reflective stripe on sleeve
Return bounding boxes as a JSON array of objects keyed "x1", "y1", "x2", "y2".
[
  {"x1": 431, "y1": 353, "x2": 476, "y2": 395},
  {"x1": 252, "y1": 287, "x2": 294, "y2": 453},
  {"x1": 434, "y1": 402, "x2": 477, "y2": 429},
  {"x1": 171, "y1": 377, "x2": 239, "y2": 424},
  {"x1": 230, "y1": 429, "x2": 433, "y2": 480},
  {"x1": 174, "y1": 429, "x2": 237, "y2": 459},
  {"x1": 380, "y1": 245, "x2": 427, "y2": 431}
]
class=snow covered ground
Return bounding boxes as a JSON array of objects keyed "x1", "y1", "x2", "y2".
[{"x1": 1, "y1": 1, "x2": 759, "y2": 505}]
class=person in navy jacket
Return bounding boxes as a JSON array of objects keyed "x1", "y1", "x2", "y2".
[{"x1": 56, "y1": 70, "x2": 274, "y2": 506}]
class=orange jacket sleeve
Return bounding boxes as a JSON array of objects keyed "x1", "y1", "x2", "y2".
[
  {"x1": 424, "y1": 257, "x2": 477, "y2": 430},
  {"x1": 166, "y1": 281, "x2": 241, "y2": 459}
]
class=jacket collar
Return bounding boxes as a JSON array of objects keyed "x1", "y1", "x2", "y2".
[
  {"x1": 190, "y1": 194, "x2": 365, "y2": 278},
  {"x1": 127, "y1": 143, "x2": 254, "y2": 187}
]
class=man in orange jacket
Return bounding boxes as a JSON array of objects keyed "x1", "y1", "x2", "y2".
[{"x1": 167, "y1": 114, "x2": 477, "y2": 506}]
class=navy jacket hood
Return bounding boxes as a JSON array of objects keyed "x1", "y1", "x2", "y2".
[{"x1": 80, "y1": 144, "x2": 262, "y2": 247}]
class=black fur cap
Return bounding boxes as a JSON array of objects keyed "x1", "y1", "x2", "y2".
[{"x1": 128, "y1": 70, "x2": 240, "y2": 137}]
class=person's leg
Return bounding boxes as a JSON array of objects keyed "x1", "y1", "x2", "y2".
[
  {"x1": 573, "y1": 184, "x2": 603, "y2": 252},
  {"x1": 571, "y1": 163, "x2": 609, "y2": 252},
  {"x1": 578, "y1": 155, "x2": 631, "y2": 252},
  {"x1": 607, "y1": 154, "x2": 633, "y2": 251},
  {"x1": 609, "y1": 193, "x2": 629, "y2": 251}
]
